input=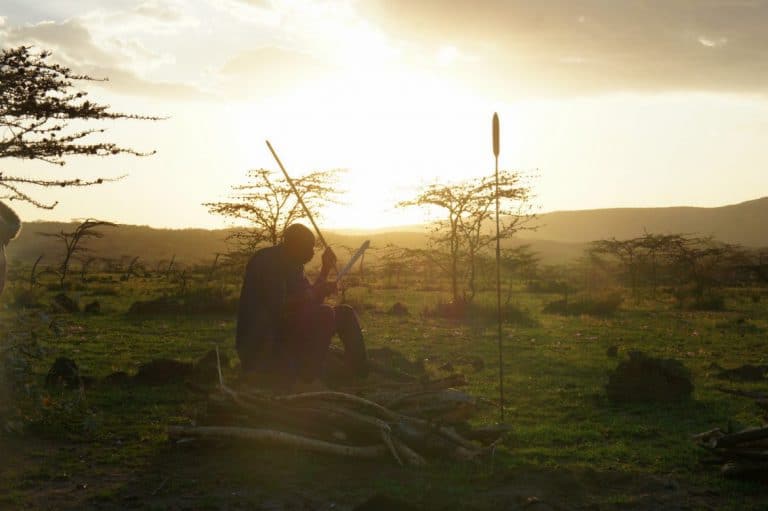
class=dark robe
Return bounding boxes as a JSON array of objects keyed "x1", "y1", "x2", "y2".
[{"x1": 235, "y1": 244, "x2": 366, "y2": 386}]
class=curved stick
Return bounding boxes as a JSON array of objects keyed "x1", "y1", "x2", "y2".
[
  {"x1": 275, "y1": 391, "x2": 400, "y2": 421},
  {"x1": 168, "y1": 425, "x2": 387, "y2": 459}
]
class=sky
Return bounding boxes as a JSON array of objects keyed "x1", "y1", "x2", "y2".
[{"x1": 1, "y1": 0, "x2": 767, "y2": 230}]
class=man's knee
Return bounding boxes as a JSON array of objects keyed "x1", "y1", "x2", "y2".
[
  {"x1": 334, "y1": 304, "x2": 358, "y2": 327},
  {"x1": 315, "y1": 304, "x2": 336, "y2": 333}
]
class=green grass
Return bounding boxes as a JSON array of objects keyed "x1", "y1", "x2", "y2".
[{"x1": 2, "y1": 277, "x2": 768, "y2": 509}]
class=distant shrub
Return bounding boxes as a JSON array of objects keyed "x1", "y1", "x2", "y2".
[
  {"x1": 526, "y1": 280, "x2": 568, "y2": 294},
  {"x1": 715, "y1": 317, "x2": 763, "y2": 336},
  {"x1": 128, "y1": 296, "x2": 180, "y2": 315},
  {"x1": 340, "y1": 295, "x2": 376, "y2": 313},
  {"x1": 543, "y1": 292, "x2": 623, "y2": 317},
  {"x1": 673, "y1": 287, "x2": 726, "y2": 311},
  {"x1": 183, "y1": 287, "x2": 238, "y2": 314},
  {"x1": 84, "y1": 285, "x2": 120, "y2": 297},
  {"x1": 11, "y1": 287, "x2": 44, "y2": 309},
  {"x1": 128, "y1": 287, "x2": 237, "y2": 316},
  {"x1": 423, "y1": 298, "x2": 538, "y2": 327}
]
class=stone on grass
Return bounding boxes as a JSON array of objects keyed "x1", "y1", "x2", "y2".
[
  {"x1": 53, "y1": 293, "x2": 79, "y2": 313},
  {"x1": 45, "y1": 357, "x2": 81, "y2": 388},
  {"x1": 606, "y1": 351, "x2": 693, "y2": 402}
]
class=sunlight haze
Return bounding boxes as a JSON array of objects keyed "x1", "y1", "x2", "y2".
[{"x1": 2, "y1": 0, "x2": 767, "y2": 229}]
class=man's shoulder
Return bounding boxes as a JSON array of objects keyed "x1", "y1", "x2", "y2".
[{"x1": 247, "y1": 245, "x2": 282, "y2": 270}]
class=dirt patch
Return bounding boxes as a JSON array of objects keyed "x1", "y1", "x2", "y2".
[{"x1": 2, "y1": 434, "x2": 764, "y2": 510}]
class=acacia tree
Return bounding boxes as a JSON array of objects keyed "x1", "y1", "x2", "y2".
[
  {"x1": 590, "y1": 237, "x2": 645, "y2": 302},
  {"x1": 0, "y1": 45, "x2": 159, "y2": 295},
  {"x1": 204, "y1": 167, "x2": 342, "y2": 255},
  {"x1": 0, "y1": 46, "x2": 160, "y2": 207},
  {"x1": 38, "y1": 219, "x2": 116, "y2": 289},
  {"x1": 399, "y1": 170, "x2": 533, "y2": 304}
]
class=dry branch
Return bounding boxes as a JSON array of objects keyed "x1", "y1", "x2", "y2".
[{"x1": 168, "y1": 426, "x2": 387, "y2": 459}]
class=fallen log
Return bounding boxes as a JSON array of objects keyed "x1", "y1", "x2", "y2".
[
  {"x1": 721, "y1": 461, "x2": 768, "y2": 480},
  {"x1": 392, "y1": 437, "x2": 427, "y2": 467},
  {"x1": 715, "y1": 387, "x2": 768, "y2": 400},
  {"x1": 210, "y1": 393, "x2": 391, "y2": 444},
  {"x1": 709, "y1": 448, "x2": 768, "y2": 462},
  {"x1": 715, "y1": 426, "x2": 768, "y2": 448},
  {"x1": 275, "y1": 391, "x2": 400, "y2": 421},
  {"x1": 168, "y1": 425, "x2": 387, "y2": 459}
]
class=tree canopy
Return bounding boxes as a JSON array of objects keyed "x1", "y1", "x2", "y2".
[{"x1": 0, "y1": 45, "x2": 160, "y2": 209}]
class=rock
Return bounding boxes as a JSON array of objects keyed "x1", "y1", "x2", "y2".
[
  {"x1": 84, "y1": 300, "x2": 101, "y2": 314},
  {"x1": 714, "y1": 364, "x2": 768, "y2": 382},
  {"x1": 102, "y1": 371, "x2": 131, "y2": 386},
  {"x1": 606, "y1": 351, "x2": 693, "y2": 402},
  {"x1": 53, "y1": 293, "x2": 79, "y2": 313},
  {"x1": 387, "y1": 302, "x2": 409, "y2": 316},
  {"x1": 45, "y1": 357, "x2": 81, "y2": 388},
  {"x1": 133, "y1": 358, "x2": 193, "y2": 385},
  {"x1": 128, "y1": 296, "x2": 182, "y2": 315}
]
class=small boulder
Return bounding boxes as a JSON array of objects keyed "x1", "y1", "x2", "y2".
[
  {"x1": 133, "y1": 358, "x2": 193, "y2": 385},
  {"x1": 606, "y1": 351, "x2": 693, "y2": 402},
  {"x1": 387, "y1": 302, "x2": 409, "y2": 316},
  {"x1": 84, "y1": 300, "x2": 101, "y2": 314},
  {"x1": 53, "y1": 293, "x2": 79, "y2": 313},
  {"x1": 45, "y1": 357, "x2": 81, "y2": 388},
  {"x1": 102, "y1": 371, "x2": 131, "y2": 386}
]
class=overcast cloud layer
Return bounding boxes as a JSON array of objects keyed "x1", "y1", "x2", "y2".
[
  {"x1": 362, "y1": 0, "x2": 768, "y2": 96},
  {"x1": 3, "y1": 0, "x2": 768, "y2": 100}
]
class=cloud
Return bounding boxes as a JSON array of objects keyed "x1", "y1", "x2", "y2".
[
  {"x1": 359, "y1": 0, "x2": 768, "y2": 96},
  {"x1": 133, "y1": 0, "x2": 188, "y2": 23},
  {"x1": 215, "y1": 46, "x2": 334, "y2": 97},
  {"x1": 0, "y1": 18, "x2": 206, "y2": 99}
]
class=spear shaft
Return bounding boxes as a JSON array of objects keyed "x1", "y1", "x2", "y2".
[{"x1": 266, "y1": 140, "x2": 329, "y2": 248}]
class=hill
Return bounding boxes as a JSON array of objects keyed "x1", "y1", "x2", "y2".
[
  {"x1": 5, "y1": 197, "x2": 765, "y2": 267},
  {"x1": 523, "y1": 197, "x2": 768, "y2": 246}
]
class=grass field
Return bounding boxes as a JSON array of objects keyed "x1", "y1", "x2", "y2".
[{"x1": 1, "y1": 276, "x2": 767, "y2": 510}]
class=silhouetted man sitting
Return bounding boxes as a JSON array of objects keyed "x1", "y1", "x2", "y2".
[{"x1": 236, "y1": 223, "x2": 367, "y2": 390}]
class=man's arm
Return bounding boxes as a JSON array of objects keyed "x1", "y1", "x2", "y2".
[{"x1": 312, "y1": 247, "x2": 338, "y2": 301}]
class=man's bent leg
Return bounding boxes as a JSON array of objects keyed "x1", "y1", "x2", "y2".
[
  {"x1": 335, "y1": 304, "x2": 368, "y2": 378},
  {"x1": 291, "y1": 304, "x2": 335, "y2": 383}
]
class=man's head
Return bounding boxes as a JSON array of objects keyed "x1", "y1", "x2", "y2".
[
  {"x1": 0, "y1": 201, "x2": 21, "y2": 247},
  {"x1": 283, "y1": 223, "x2": 315, "y2": 265},
  {"x1": 0, "y1": 201, "x2": 21, "y2": 296}
]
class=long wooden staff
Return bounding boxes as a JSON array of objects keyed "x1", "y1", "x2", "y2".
[
  {"x1": 266, "y1": 140, "x2": 329, "y2": 248},
  {"x1": 493, "y1": 113, "x2": 504, "y2": 423}
]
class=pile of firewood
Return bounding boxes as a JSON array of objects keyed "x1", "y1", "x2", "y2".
[
  {"x1": 168, "y1": 348, "x2": 507, "y2": 466},
  {"x1": 694, "y1": 426, "x2": 768, "y2": 480},
  {"x1": 694, "y1": 387, "x2": 768, "y2": 481}
]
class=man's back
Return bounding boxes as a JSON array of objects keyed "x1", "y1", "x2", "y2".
[{"x1": 235, "y1": 245, "x2": 308, "y2": 353}]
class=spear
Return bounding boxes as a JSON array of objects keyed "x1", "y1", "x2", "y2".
[
  {"x1": 493, "y1": 112, "x2": 505, "y2": 423},
  {"x1": 266, "y1": 140, "x2": 329, "y2": 248}
]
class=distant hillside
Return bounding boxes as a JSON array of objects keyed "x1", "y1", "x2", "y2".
[
  {"x1": 4, "y1": 222, "x2": 582, "y2": 267},
  {"x1": 5, "y1": 197, "x2": 765, "y2": 267},
  {"x1": 523, "y1": 197, "x2": 768, "y2": 246},
  {"x1": 5, "y1": 222, "x2": 235, "y2": 267}
]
